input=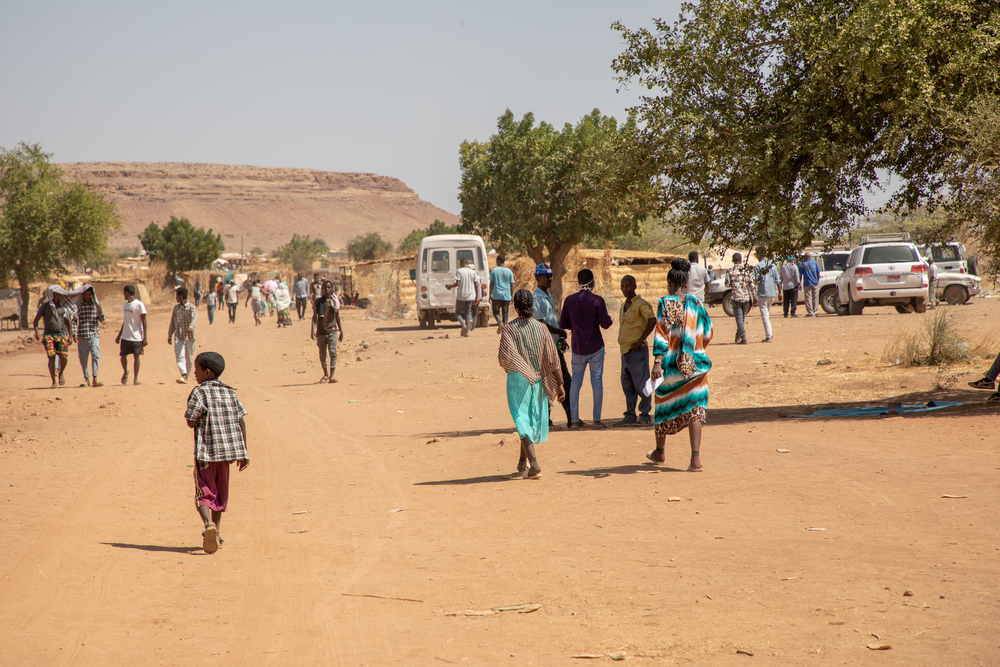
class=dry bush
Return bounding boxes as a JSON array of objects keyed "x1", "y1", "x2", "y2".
[
  {"x1": 967, "y1": 326, "x2": 1000, "y2": 360},
  {"x1": 881, "y1": 308, "x2": 970, "y2": 366},
  {"x1": 367, "y1": 265, "x2": 401, "y2": 319}
]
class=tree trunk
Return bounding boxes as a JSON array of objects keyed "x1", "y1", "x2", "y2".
[
  {"x1": 17, "y1": 272, "x2": 30, "y2": 330},
  {"x1": 547, "y1": 242, "x2": 576, "y2": 313}
]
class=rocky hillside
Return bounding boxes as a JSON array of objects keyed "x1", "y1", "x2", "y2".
[{"x1": 58, "y1": 162, "x2": 460, "y2": 252}]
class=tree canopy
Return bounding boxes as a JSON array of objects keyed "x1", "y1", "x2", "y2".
[
  {"x1": 275, "y1": 234, "x2": 329, "y2": 271},
  {"x1": 458, "y1": 108, "x2": 659, "y2": 303},
  {"x1": 398, "y1": 219, "x2": 460, "y2": 255},
  {"x1": 0, "y1": 142, "x2": 122, "y2": 327},
  {"x1": 346, "y1": 232, "x2": 393, "y2": 261},
  {"x1": 611, "y1": 0, "x2": 1000, "y2": 257},
  {"x1": 138, "y1": 216, "x2": 223, "y2": 273}
]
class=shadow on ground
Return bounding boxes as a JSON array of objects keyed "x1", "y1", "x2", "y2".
[{"x1": 102, "y1": 542, "x2": 203, "y2": 554}]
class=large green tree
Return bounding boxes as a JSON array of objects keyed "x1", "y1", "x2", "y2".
[
  {"x1": 398, "y1": 219, "x2": 459, "y2": 255},
  {"x1": 611, "y1": 0, "x2": 1000, "y2": 256},
  {"x1": 459, "y1": 109, "x2": 659, "y2": 304},
  {"x1": 0, "y1": 142, "x2": 122, "y2": 327},
  {"x1": 139, "y1": 216, "x2": 223, "y2": 273},
  {"x1": 346, "y1": 232, "x2": 393, "y2": 261},
  {"x1": 275, "y1": 234, "x2": 329, "y2": 271}
]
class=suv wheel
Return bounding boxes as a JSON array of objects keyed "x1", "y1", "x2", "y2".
[
  {"x1": 894, "y1": 303, "x2": 914, "y2": 314},
  {"x1": 847, "y1": 294, "x2": 865, "y2": 316},
  {"x1": 913, "y1": 297, "x2": 927, "y2": 313},
  {"x1": 721, "y1": 292, "x2": 735, "y2": 318},
  {"x1": 943, "y1": 285, "x2": 967, "y2": 305},
  {"x1": 834, "y1": 291, "x2": 849, "y2": 316},
  {"x1": 819, "y1": 287, "x2": 837, "y2": 314}
]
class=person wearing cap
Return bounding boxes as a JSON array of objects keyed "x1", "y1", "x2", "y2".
[
  {"x1": 532, "y1": 263, "x2": 572, "y2": 428},
  {"x1": 559, "y1": 268, "x2": 614, "y2": 428},
  {"x1": 445, "y1": 258, "x2": 482, "y2": 336}
]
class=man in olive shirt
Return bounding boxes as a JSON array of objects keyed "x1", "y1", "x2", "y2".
[
  {"x1": 311, "y1": 280, "x2": 344, "y2": 384},
  {"x1": 616, "y1": 275, "x2": 656, "y2": 426}
]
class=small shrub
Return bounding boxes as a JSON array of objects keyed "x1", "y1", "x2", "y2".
[{"x1": 924, "y1": 309, "x2": 967, "y2": 365}]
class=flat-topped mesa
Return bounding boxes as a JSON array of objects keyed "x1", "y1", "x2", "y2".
[{"x1": 57, "y1": 162, "x2": 458, "y2": 251}]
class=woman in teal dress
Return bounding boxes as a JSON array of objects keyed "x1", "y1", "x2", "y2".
[{"x1": 498, "y1": 289, "x2": 565, "y2": 479}]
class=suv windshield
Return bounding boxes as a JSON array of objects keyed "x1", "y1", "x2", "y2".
[
  {"x1": 862, "y1": 246, "x2": 917, "y2": 264},
  {"x1": 823, "y1": 253, "x2": 849, "y2": 271}
]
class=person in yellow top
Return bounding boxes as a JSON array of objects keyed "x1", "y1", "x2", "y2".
[{"x1": 616, "y1": 275, "x2": 657, "y2": 426}]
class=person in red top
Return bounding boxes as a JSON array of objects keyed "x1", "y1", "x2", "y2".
[{"x1": 559, "y1": 269, "x2": 613, "y2": 428}]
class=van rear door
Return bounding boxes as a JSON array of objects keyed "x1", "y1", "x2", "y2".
[{"x1": 424, "y1": 246, "x2": 455, "y2": 308}]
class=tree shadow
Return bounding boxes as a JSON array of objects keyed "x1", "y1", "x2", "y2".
[
  {"x1": 413, "y1": 473, "x2": 510, "y2": 486},
  {"x1": 102, "y1": 542, "x2": 203, "y2": 554},
  {"x1": 713, "y1": 387, "x2": 992, "y2": 426}
]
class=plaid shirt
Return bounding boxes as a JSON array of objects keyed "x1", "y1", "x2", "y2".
[
  {"x1": 168, "y1": 302, "x2": 198, "y2": 341},
  {"x1": 726, "y1": 264, "x2": 756, "y2": 303},
  {"x1": 185, "y1": 380, "x2": 249, "y2": 462},
  {"x1": 74, "y1": 301, "x2": 104, "y2": 339}
]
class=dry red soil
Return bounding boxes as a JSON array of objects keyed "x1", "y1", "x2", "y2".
[{"x1": 1, "y1": 297, "x2": 998, "y2": 665}]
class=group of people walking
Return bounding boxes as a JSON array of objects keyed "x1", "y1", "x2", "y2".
[
  {"x1": 497, "y1": 256, "x2": 714, "y2": 478},
  {"x1": 725, "y1": 249, "x2": 822, "y2": 344}
]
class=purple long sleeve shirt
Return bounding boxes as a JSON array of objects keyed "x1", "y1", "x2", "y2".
[{"x1": 559, "y1": 289, "x2": 613, "y2": 355}]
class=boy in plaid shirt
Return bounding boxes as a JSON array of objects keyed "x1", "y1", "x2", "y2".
[{"x1": 185, "y1": 351, "x2": 249, "y2": 554}]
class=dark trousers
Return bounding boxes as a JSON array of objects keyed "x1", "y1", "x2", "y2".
[
  {"x1": 733, "y1": 300, "x2": 750, "y2": 342},
  {"x1": 207, "y1": 304, "x2": 215, "y2": 325},
  {"x1": 549, "y1": 348, "x2": 573, "y2": 427},
  {"x1": 296, "y1": 297, "x2": 307, "y2": 320},
  {"x1": 228, "y1": 303, "x2": 237, "y2": 323},
  {"x1": 621, "y1": 348, "x2": 651, "y2": 421},
  {"x1": 782, "y1": 287, "x2": 798, "y2": 316},
  {"x1": 492, "y1": 299, "x2": 510, "y2": 325}
]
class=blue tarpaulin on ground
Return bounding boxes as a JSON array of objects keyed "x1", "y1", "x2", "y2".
[{"x1": 786, "y1": 401, "x2": 963, "y2": 418}]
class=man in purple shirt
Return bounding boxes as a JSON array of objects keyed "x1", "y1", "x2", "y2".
[{"x1": 559, "y1": 269, "x2": 614, "y2": 428}]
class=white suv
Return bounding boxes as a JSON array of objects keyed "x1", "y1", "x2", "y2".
[{"x1": 835, "y1": 234, "x2": 928, "y2": 316}]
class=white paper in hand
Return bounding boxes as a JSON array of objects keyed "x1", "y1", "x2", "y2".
[{"x1": 643, "y1": 376, "x2": 664, "y2": 397}]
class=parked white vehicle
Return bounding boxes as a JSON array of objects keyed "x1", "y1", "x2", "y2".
[
  {"x1": 413, "y1": 234, "x2": 490, "y2": 329},
  {"x1": 835, "y1": 234, "x2": 928, "y2": 316}
]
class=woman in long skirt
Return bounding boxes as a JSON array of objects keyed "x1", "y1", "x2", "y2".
[
  {"x1": 647, "y1": 260, "x2": 714, "y2": 471},
  {"x1": 498, "y1": 289, "x2": 565, "y2": 479}
]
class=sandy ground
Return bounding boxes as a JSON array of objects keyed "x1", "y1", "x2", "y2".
[{"x1": 1, "y1": 296, "x2": 998, "y2": 666}]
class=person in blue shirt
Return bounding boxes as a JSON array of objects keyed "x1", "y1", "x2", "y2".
[
  {"x1": 489, "y1": 255, "x2": 516, "y2": 333},
  {"x1": 753, "y1": 247, "x2": 780, "y2": 343},
  {"x1": 532, "y1": 263, "x2": 572, "y2": 429},
  {"x1": 798, "y1": 254, "x2": 822, "y2": 317}
]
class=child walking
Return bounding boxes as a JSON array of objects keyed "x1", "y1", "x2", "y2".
[{"x1": 184, "y1": 351, "x2": 249, "y2": 554}]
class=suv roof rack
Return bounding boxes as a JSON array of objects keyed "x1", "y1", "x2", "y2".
[{"x1": 859, "y1": 232, "x2": 910, "y2": 245}]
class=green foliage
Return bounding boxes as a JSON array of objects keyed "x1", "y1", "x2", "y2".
[
  {"x1": 347, "y1": 232, "x2": 393, "y2": 261},
  {"x1": 0, "y1": 142, "x2": 122, "y2": 326},
  {"x1": 275, "y1": 234, "x2": 329, "y2": 271},
  {"x1": 459, "y1": 109, "x2": 659, "y2": 301},
  {"x1": 612, "y1": 0, "x2": 1000, "y2": 258},
  {"x1": 113, "y1": 245, "x2": 141, "y2": 259},
  {"x1": 250, "y1": 246, "x2": 264, "y2": 256},
  {"x1": 138, "y1": 216, "x2": 224, "y2": 273},
  {"x1": 399, "y1": 219, "x2": 459, "y2": 254}
]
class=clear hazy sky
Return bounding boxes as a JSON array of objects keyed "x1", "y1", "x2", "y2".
[{"x1": 0, "y1": 0, "x2": 684, "y2": 216}]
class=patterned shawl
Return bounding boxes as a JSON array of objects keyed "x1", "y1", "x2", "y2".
[
  {"x1": 653, "y1": 293, "x2": 713, "y2": 382},
  {"x1": 498, "y1": 316, "x2": 562, "y2": 403}
]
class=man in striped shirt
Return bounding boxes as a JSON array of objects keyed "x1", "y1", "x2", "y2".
[{"x1": 168, "y1": 287, "x2": 198, "y2": 384}]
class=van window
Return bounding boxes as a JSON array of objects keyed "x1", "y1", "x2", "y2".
[
  {"x1": 456, "y1": 249, "x2": 475, "y2": 268},
  {"x1": 422, "y1": 249, "x2": 428, "y2": 274},
  {"x1": 932, "y1": 246, "x2": 959, "y2": 262},
  {"x1": 431, "y1": 251, "x2": 450, "y2": 273},
  {"x1": 477, "y1": 247, "x2": 485, "y2": 271}
]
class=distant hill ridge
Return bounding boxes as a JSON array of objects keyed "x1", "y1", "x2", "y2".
[{"x1": 58, "y1": 162, "x2": 460, "y2": 252}]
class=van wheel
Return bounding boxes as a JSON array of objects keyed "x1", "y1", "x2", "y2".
[
  {"x1": 943, "y1": 285, "x2": 967, "y2": 305},
  {"x1": 419, "y1": 313, "x2": 428, "y2": 329},
  {"x1": 819, "y1": 287, "x2": 837, "y2": 314},
  {"x1": 478, "y1": 310, "x2": 490, "y2": 328},
  {"x1": 913, "y1": 297, "x2": 927, "y2": 313},
  {"x1": 847, "y1": 294, "x2": 864, "y2": 316},
  {"x1": 426, "y1": 312, "x2": 437, "y2": 329},
  {"x1": 894, "y1": 303, "x2": 914, "y2": 314},
  {"x1": 722, "y1": 292, "x2": 735, "y2": 318},
  {"x1": 834, "y1": 291, "x2": 849, "y2": 316}
]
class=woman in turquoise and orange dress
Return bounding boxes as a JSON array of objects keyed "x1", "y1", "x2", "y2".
[{"x1": 646, "y1": 260, "x2": 714, "y2": 471}]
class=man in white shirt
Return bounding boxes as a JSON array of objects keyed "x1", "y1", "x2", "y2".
[
  {"x1": 927, "y1": 257, "x2": 939, "y2": 309},
  {"x1": 445, "y1": 258, "x2": 481, "y2": 337},
  {"x1": 686, "y1": 251, "x2": 711, "y2": 302},
  {"x1": 115, "y1": 284, "x2": 147, "y2": 385},
  {"x1": 226, "y1": 281, "x2": 239, "y2": 323}
]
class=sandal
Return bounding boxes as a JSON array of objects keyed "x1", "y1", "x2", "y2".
[
  {"x1": 646, "y1": 449, "x2": 666, "y2": 464},
  {"x1": 570, "y1": 421, "x2": 593, "y2": 430},
  {"x1": 969, "y1": 378, "x2": 994, "y2": 390},
  {"x1": 202, "y1": 524, "x2": 219, "y2": 554},
  {"x1": 319, "y1": 376, "x2": 328, "y2": 384},
  {"x1": 526, "y1": 464, "x2": 542, "y2": 479}
]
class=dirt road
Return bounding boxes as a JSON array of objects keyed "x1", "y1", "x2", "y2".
[{"x1": 1, "y1": 299, "x2": 998, "y2": 665}]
